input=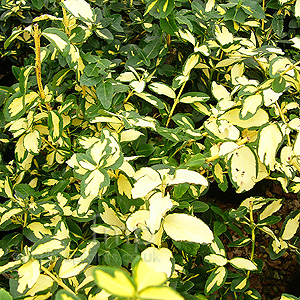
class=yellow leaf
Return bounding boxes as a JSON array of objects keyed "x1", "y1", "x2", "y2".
[
  {"x1": 26, "y1": 274, "x2": 54, "y2": 297},
  {"x1": 163, "y1": 213, "x2": 214, "y2": 244},
  {"x1": 23, "y1": 130, "x2": 40, "y2": 154},
  {"x1": 27, "y1": 222, "x2": 52, "y2": 239},
  {"x1": 149, "y1": 82, "x2": 176, "y2": 99},
  {"x1": 31, "y1": 239, "x2": 64, "y2": 256},
  {"x1": 62, "y1": 0, "x2": 95, "y2": 22},
  {"x1": 204, "y1": 254, "x2": 228, "y2": 266},
  {"x1": 241, "y1": 94, "x2": 263, "y2": 118},
  {"x1": 220, "y1": 108, "x2": 269, "y2": 128},
  {"x1": 183, "y1": 53, "x2": 200, "y2": 76},
  {"x1": 18, "y1": 259, "x2": 40, "y2": 293},
  {"x1": 281, "y1": 213, "x2": 300, "y2": 240},
  {"x1": 133, "y1": 259, "x2": 167, "y2": 292},
  {"x1": 120, "y1": 129, "x2": 144, "y2": 142},
  {"x1": 84, "y1": 169, "x2": 106, "y2": 197},
  {"x1": 117, "y1": 174, "x2": 132, "y2": 198},
  {"x1": 139, "y1": 286, "x2": 184, "y2": 300},
  {"x1": 93, "y1": 268, "x2": 136, "y2": 297}
]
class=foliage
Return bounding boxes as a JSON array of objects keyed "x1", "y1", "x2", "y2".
[{"x1": 1, "y1": 0, "x2": 300, "y2": 299}]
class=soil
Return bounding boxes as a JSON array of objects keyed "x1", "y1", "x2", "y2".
[{"x1": 204, "y1": 179, "x2": 300, "y2": 300}]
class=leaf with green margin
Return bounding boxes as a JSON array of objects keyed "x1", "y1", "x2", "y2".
[
  {"x1": 48, "y1": 110, "x2": 63, "y2": 142},
  {"x1": 4, "y1": 91, "x2": 39, "y2": 121},
  {"x1": 231, "y1": 276, "x2": 249, "y2": 292},
  {"x1": 30, "y1": 236, "x2": 68, "y2": 259},
  {"x1": 19, "y1": 66, "x2": 35, "y2": 95},
  {"x1": 42, "y1": 28, "x2": 70, "y2": 56},
  {"x1": 204, "y1": 266, "x2": 227, "y2": 295}
]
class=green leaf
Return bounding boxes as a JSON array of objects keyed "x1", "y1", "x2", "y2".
[
  {"x1": 104, "y1": 248, "x2": 122, "y2": 267},
  {"x1": 213, "y1": 221, "x2": 227, "y2": 236},
  {"x1": 204, "y1": 266, "x2": 227, "y2": 295},
  {"x1": 160, "y1": 13, "x2": 178, "y2": 35},
  {"x1": 228, "y1": 237, "x2": 251, "y2": 247},
  {"x1": 0, "y1": 289, "x2": 12, "y2": 300},
  {"x1": 96, "y1": 80, "x2": 113, "y2": 109},
  {"x1": 186, "y1": 153, "x2": 206, "y2": 168},
  {"x1": 119, "y1": 244, "x2": 140, "y2": 267},
  {"x1": 157, "y1": 0, "x2": 175, "y2": 18},
  {"x1": 242, "y1": 1, "x2": 265, "y2": 19},
  {"x1": 272, "y1": 76, "x2": 286, "y2": 93},
  {"x1": 42, "y1": 28, "x2": 70, "y2": 56},
  {"x1": 19, "y1": 66, "x2": 35, "y2": 95},
  {"x1": 135, "y1": 92, "x2": 165, "y2": 109}
]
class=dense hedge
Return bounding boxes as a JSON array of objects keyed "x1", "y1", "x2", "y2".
[{"x1": 1, "y1": 0, "x2": 300, "y2": 299}]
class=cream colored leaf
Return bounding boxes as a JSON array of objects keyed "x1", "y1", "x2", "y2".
[
  {"x1": 31, "y1": 239, "x2": 64, "y2": 256},
  {"x1": 212, "y1": 82, "x2": 231, "y2": 101},
  {"x1": 149, "y1": 82, "x2": 176, "y2": 99},
  {"x1": 215, "y1": 26, "x2": 233, "y2": 45},
  {"x1": 229, "y1": 257, "x2": 257, "y2": 271},
  {"x1": 281, "y1": 213, "x2": 300, "y2": 240},
  {"x1": 241, "y1": 94, "x2": 263, "y2": 118},
  {"x1": 220, "y1": 108, "x2": 269, "y2": 128},
  {"x1": 204, "y1": 254, "x2": 228, "y2": 266},
  {"x1": 141, "y1": 247, "x2": 173, "y2": 277},
  {"x1": 229, "y1": 146, "x2": 257, "y2": 193},
  {"x1": 147, "y1": 192, "x2": 173, "y2": 233},
  {"x1": 26, "y1": 274, "x2": 54, "y2": 297},
  {"x1": 166, "y1": 169, "x2": 208, "y2": 186},
  {"x1": 183, "y1": 53, "x2": 200, "y2": 76},
  {"x1": 126, "y1": 210, "x2": 150, "y2": 232},
  {"x1": 62, "y1": 0, "x2": 95, "y2": 22},
  {"x1": 258, "y1": 124, "x2": 283, "y2": 171},
  {"x1": 259, "y1": 200, "x2": 282, "y2": 220},
  {"x1": 130, "y1": 80, "x2": 146, "y2": 93},
  {"x1": 27, "y1": 222, "x2": 52, "y2": 239},
  {"x1": 163, "y1": 213, "x2": 214, "y2": 244},
  {"x1": 120, "y1": 129, "x2": 144, "y2": 142}
]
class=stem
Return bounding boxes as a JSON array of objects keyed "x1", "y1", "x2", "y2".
[
  {"x1": 124, "y1": 90, "x2": 134, "y2": 104},
  {"x1": 280, "y1": 59, "x2": 300, "y2": 76},
  {"x1": 166, "y1": 82, "x2": 186, "y2": 127},
  {"x1": 33, "y1": 24, "x2": 45, "y2": 100},
  {"x1": 41, "y1": 265, "x2": 76, "y2": 296},
  {"x1": 262, "y1": 0, "x2": 265, "y2": 30},
  {"x1": 275, "y1": 101, "x2": 291, "y2": 146},
  {"x1": 205, "y1": 136, "x2": 250, "y2": 163},
  {"x1": 247, "y1": 201, "x2": 256, "y2": 279}
]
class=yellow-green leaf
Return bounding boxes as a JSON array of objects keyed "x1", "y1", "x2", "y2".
[
  {"x1": 17, "y1": 259, "x2": 40, "y2": 293},
  {"x1": 139, "y1": 286, "x2": 184, "y2": 300},
  {"x1": 93, "y1": 267, "x2": 136, "y2": 297}
]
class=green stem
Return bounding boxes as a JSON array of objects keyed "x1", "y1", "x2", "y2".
[{"x1": 166, "y1": 81, "x2": 186, "y2": 127}]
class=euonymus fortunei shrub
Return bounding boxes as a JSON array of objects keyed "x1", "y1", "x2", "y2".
[{"x1": 1, "y1": 0, "x2": 300, "y2": 299}]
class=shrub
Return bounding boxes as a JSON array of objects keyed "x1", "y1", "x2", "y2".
[{"x1": 1, "y1": 0, "x2": 300, "y2": 299}]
